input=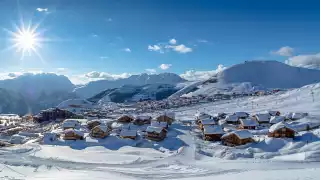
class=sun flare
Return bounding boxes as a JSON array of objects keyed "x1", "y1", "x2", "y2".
[{"x1": 13, "y1": 29, "x2": 38, "y2": 53}]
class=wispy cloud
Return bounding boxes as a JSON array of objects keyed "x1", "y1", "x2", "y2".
[
  {"x1": 124, "y1": 48, "x2": 131, "y2": 52},
  {"x1": 148, "y1": 45, "x2": 163, "y2": 53},
  {"x1": 145, "y1": 68, "x2": 157, "y2": 74},
  {"x1": 180, "y1": 64, "x2": 226, "y2": 81},
  {"x1": 100, "y1": 56, "x2": 109, "y2": 60},
  {"x1": 169, "y1": 38, "x2": 177, "y2": 45},
  {"x1": 197, "y1": 39, "x2": 209, "y2": 43},
  {"x1": 107, "y1": 18, "x2": 113, "y2": 22},
  {"x1": 159, "y1": 64, "x2": 172, "y2": 70},
  {"x1": 36, "y1": 8, "x2": 48, "y2": 12},
  {"x1": 166, "y1": 44, "x2": 192, "y2": 54},
  {"x1": 271, "y1": 46, "x2": 294, "y2": 57},
  {"x1": 285, "y1": 53, "x2": 320, "y2": 69},
  {"x1": 56, "y1": 68, "x2": 67, "y2": 73}
]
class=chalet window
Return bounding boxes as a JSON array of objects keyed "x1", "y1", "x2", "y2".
[{"x1": 282, "y1": 128, "x2": 286, "y2": 132}]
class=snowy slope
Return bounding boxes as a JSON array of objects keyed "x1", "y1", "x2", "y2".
[
  {"x1": 74, "y1": 73, "x2": 186, "y2": 98},
  {"x1": 173, "y1": 60, "x2": 320, "y2": 97}
]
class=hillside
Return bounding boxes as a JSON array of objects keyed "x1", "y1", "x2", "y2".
[
  {"x1": 173, "y1": 61, "x2": 320, "y2": 97},
  {"x1": 74, "y1": 73, "x2": 186, "y2": 98}
]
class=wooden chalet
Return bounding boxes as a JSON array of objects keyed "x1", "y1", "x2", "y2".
[
  {"x1": 268, "y1": 110, "x2": 281, "y2": 116},
  {"x1": 145, "y1": 126, "x2": 167, "y2": 141},
  {"x1": 269, "y1": 116, "x2": 285, "y2": 125},
  {"x1": 268, "y1": 122, "x2": 296, "y2": 138},
  {"x1": 63, "y1": 129, "x2": 84, "y2": 140},
  {"x1": 133, "y1": 116, "x2": 152, "y2": 125},
  {"x1": 90, "y1": 125, "x2": 109, "y2": 138},
  {"x1": 253, "y1": 113, "x2": 271, "y2": 124},
  {"x1": 224, "y1": 114, "x2": 239, "y2": 125},
  {"x1": 62, "y1": 119, "x2": 81, "y2": 130},
  {"x1": 202, "y1": 125, "x2": 224, "y2": 141},
  {"x1": 234, "y1": 112, "x2": 249, "y2": 119},
  {"x1": 120, "y1": 129, "x2": 137, "y2": 140},
  {"x1": 239, "y1": 118, "x2": 258, "y2": 130},
  {"x1": 221, "y1": 130, "x2": 254, "y2": 146},
  {"x1": 87, "y1": 120, "x2": 101, "y2": 130},
  {"x1": 117, "y1": 115, "x2": 134, "y2": 123},
  {"x1": 198, "y1": 119, "x2": 215, "y2": 130},
  {"x1": 195, "y1": 112, "x2": 213, "y2": 124},
  {"x1": 156, "y1": 111, "x2": 175, "y2": 125}
]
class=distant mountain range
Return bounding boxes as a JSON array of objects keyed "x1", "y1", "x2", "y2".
[{"x1": 2, "y1": 61, "x2": 320, "y2": 114}]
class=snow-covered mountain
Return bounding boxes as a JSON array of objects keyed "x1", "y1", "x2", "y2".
[
  {"x1": 172, "y1": 60, "x2": 320, "y2": 97},
  {"x1": 0, "y1": 73, "x2": 75, "y2": 99},
  {"x1": 74, "y1": 73, "x2": 186, "y2": 98}
]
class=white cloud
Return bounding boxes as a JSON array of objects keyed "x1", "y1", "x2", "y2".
[
  {"x1": 180, "y1": 64, "x2": 226, "y2": 81},
  {"x1": 36, "y1": 8, "x2": 48, "y2": 12},
  {"x1": 197, "y1": 39, "x2": 209, "y2": 43},
  {"x1": 285, "y1": 53, "x2": 320, "y2": 69},
  {"x1": 85, "y1": 71, "x2": 130, "y2": 80},
  {"x1": 169, "y1": 39, "x2": 177, "y2": 45},
  {"x1": 148, "y1": 45, "x2": 163, "y2": 53},
  {"x1": 124, "y1": 48, "x2": 131, "y2": 52},
  {"x1": 145, "y1": 69, "x2": 157, "y2": 74},
  {"x1": 56, "y1": 68, "x2": 67, "y2": 73},
  {"x1": 271, "y1": 46, "x2": 294, "y2": 57},
  {"x1": 166, "y1": 44, "x2": 192, "y2": 53},
  {"x1": 159, "y1": 64, "x2": 172, "y2": 70}
]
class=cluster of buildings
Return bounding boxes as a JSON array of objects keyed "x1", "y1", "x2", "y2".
[{"x1": 196, "y1": 111, "x2": 308, "y2": 146}]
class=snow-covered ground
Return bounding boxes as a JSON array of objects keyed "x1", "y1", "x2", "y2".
[{"x1": 1, "y1": 83, "x2": 320, "y2": 179}]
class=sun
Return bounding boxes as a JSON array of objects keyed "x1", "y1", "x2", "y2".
[{"x1": 3, "y1": 21, "x2": 47, "y2": 61}]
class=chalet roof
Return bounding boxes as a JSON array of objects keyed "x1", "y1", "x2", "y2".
[
  {"x1": 120, "y1": 129, "x2": 137, "y2": 137},
  {"x1": 146, "y1": 126, "x2": 164, "y2": 133},
  {"x1": 159, "y1": 111, "x2": 175, "y2": 119},
  {"x1": 64, "y1": 129, "x2": 84, "y2": 136},
  {"x1": 151, "y1": 121, "x2": 168, "y2": 128},
  {"x1": 240, "y1": 118, "x2": 258, "y2": 126},
  {"x1": 62, "y1": 119, "x2": 80, "y2": 128},
  {"x1": 269, "y1": 122, "x2": 296, "y2": 133},
  {"x1": 291, "y1": 112, "x2": 308, "y2": 120},
  {"x1": 269, "y1": 116, "x2": 285, "y2": 124},
  {"x1": 199, "y1": 119, "x2": 215, "y2": 125},
  {"x1": 221, "y1": 130, "x2": 253, "y2": 140},
  {"x1": 195, "y1": 112, "x2": 212, "y2": 119},
  {"x1": 234, "y1": 112, "x2": 249, "y2": 118},
  {"x1": 267, "y1": 110, "x2": 280, "y2": 116},
  {"x1": 225, "y1": 115, "x2": 239, "y2": 122},
  {"x1": 254, "y1": 113, "x2": 271, "y2": 122},
  {"x1": 93, "y1": 125, "x2": 109, "y2": 132},
  {"x1": 203, "y1": 125, "x2": 223, "y2": 135},
  {"x1": 118, "y1": 114, "x2": 134, "y2": 119}
]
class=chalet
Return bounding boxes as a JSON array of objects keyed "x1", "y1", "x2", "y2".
[
  {"x1": 268, "y1": 122, "x2": 296, "y2": 138},
  {"x1": 62, "y1": 119, "x2": 81, "y2": 130},
  {"x1": 87, "y1": 120, "x2": 101, "y2": 130},
  {"x1": 133, "y1": 116, "x2": 152, "y2": 125},
  {"x1": 202, "y1": 125, "x2": 224, "y2": 141},
  {"x1": 120, "y1": 129, "x2": 137, "y2": 140},
  {"x1": 63, "y1": 129, "x2": 84, "y2": 140},
  {"x1": 156, "y1": 111, "x2": 175, "y2": 125},
  {"x1": 234, "y1": 112, "x2": 249, "y2": 119},
  {"x1": 253, "y1": 113, "x2": 271, "y2": 124},
  {"x1": 224, "y1": 114, "x2": 239, "y2": 124},
  {"x1": 145, "y1": 126, "x2": 167, "y2": 141},
  {"x1": 269, "y1": 116, "x2": 285, "y2": 125},
  {"x1": 195, "y1": 112, "x2": 213, "y2": 124},
  {"x1": 221, "y1": 130, "x2": 254, "y2": 146},
  {"x1": 268, "y1": 110, "x2": 281, "y2": 116},
  {"x1": 90, "y1": 125, "x2": 109, "y2": 138},
  {"x1": 215, "y1": 112, "x2": 227, "y2": 120},
  {"x1": 198, "y1": 119, "x2": 215, "y2": 130},
  {"x1": 291, "y1": 113, "x2": 308, "y2": 120},
  {"x1": 117, "y1": 115, "x2": 134, "y2": 123},
  {"x1": 34, "y1": 108, "x2": 75, "y2": 123},
  {"x1": 151, "y1": 121, "x2": 168, "y2": 129},
  {"x1": 239, "y1": 118, "x2": 258, "y2": 130}
]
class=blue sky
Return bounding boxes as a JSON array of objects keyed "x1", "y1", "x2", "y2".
[{"x1": 0, "y1": 0, "x2": 320, "y2": 84}]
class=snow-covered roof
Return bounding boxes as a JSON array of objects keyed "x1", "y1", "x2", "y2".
[
  {"x1": 240, "y1": 118, "x2": 258, "y2": 126},
  {"x1": 151, "y1": 121, "x2": 168, "y2": 128},
  {"x1": 146, "y1": 126, "x2": 164, "y2": 133},
  {"x1": 135, "y1": 115, "x2": 151, "y2": 120},
  {"x1": 291, "y1": 112, "x2": 308, "y2": 120},
  {"x1": 120, "y1": 129, "x2": 137, "y2": 137},
  {"x1": 255, "y1": 113, "x2": 271, "y2": 122},
  {"x1": 119, "y1": 114, "x2": 134, "y2": 119},
  {"x1": 93, "y1": 125, "x2": 109, "y2": 132},
  {"x1": 221, "y1": 130, "x2": 253, "y2": 139},
  {"x1": 269, "y1": 116, "x2": 285, "y2": 124},
  {"x1": 269, "y1": 122, "x2": 296, "y2": 133},
  {"x1": 267, "y1": 110, "x2": 280, "y2": 116},
  {"x1": 64, "y1": 129, "x2": 84, "y2": 136},
  {"x1": 199, "y1": 119, "x2": 215, "y2": 125},
  {"x1": 234, "y1": 112, "x2": 249, "y2": 118},
  {"x1": 195, "y1": 112, "x2": 211, "y2": 119},
  {"x1": 160, "y1": 111, "x2": 175, "y2": 119},
  {"x1": 62, "y1": 119, "x2": 80, "y2": 128},
  {"x1": 203, "y1": 125, "x2": 223, "y2": 135},
  {"x1": 225, "y1": 115, "x2": 239, "y2": 122}
]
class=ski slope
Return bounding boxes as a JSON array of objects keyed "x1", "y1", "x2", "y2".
[{"x1": 1, "y1": 83, "x2": 320, "y2": 180}]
